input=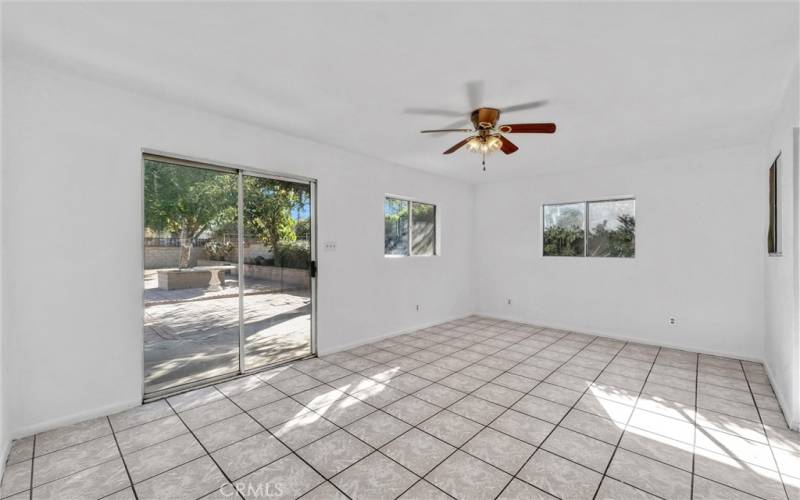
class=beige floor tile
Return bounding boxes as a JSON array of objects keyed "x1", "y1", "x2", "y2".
[
  {"x1": 381, "y1": 428, "x2": 455, "y2": 476},
  {"x1": 331, "y1": 452, "x2": 417, "y2": 500},
  {"x1": 518, "y1": 450, "x2": 602, "y2": 500},
  {"x1": 235, "y1": 454, "x2": 322, "y2": 500},
  {"x1": 213, "y1": 431, "x2": 291, "y2": 480},
  {"x1": 32, "y1": 458, "x2": 129, "y2": 500},
  {"x1": 497, "y1": 479, "x2": 557, "y2": 499},
  {"x1": 490, "y1": 409, "x2": 555, "y2": 446},
  {"x1": 607, "y1": 448, "x2": 691, "y2": 499},
  {"x1": 125, "y1": 433, "x2": 205, "y2": 483},
  {"x1": 296, "y1": 430, "x2": 372, "y2": 478},
  {"x1": 448, "y1": 395, "x2": 505, "y2": 425},
  {"x1": 34, "y1": 417, "x2": 112, "y2": 456},
  {"x1": 463, "y1": 427, "x2": 535, "y2": 474},
  {"x1": 541, "y1": 427, "x2": 615, "y2": 473},
  {"x1": 345, "y1": 410, "x2": 411, "y2": 448},
  {"x1": 33, "y1": 435, "x2": 119, "y2": 486},
  {"x1": 384, "y1": 396, "x2": 441, "y2": 425},
  {"x1": 427, "y1": 450, "x2": 511, "y2": 500},
  {"x1": 417, "y1": 410, "x2": 482, "y2": 447}
]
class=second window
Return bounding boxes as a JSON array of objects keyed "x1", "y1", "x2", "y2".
[
  {"x1": 543, "y1": 198, "x2": 635, "y2": 257},
  {"x1": 385, "y1": 197, "x2": 436, "y2": 256}
]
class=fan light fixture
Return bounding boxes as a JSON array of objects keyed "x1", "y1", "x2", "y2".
[{"x1": 466, "y1": 135, "x2": 503, "y2": 154}]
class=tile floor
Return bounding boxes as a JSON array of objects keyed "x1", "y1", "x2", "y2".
[{"x1": 3, "y1": 316, "x2": 800, "y2": 500}]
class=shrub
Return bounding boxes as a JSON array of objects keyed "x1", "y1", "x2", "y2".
[
  {"x1": 274, "y1": 241, "x2": 310, "y2": 269},
  {"x1": 204, "y1": 239, "x2": 234, "y2": 261}
]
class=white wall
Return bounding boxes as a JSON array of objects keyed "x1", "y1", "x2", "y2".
[
  {"x1": 763, "y1": 63, "x2": 800, "y2": 430},
  {"x1": 1, "y1": 57, "x2": 475, "y2": 437},
  {"x1": 475, "y1": 145, "x2": 767, "y2": 361}
]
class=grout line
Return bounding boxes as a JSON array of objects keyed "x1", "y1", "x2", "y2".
[
  {"x1": 740, "y1": 359, "x2": 791, "y2": 500},
  {"x1": 162, "y1": 399, "x2": 246, "y2": 500},
  {"x1": 493, "y1": 334, "x2": 615, "y2": 499},
  {"x1": 211, "y1": 384, "x2": 355, "y2": 499},
  {"x1": 107, "y1": 416, "x2": 139, "y2": 500},
  {"x1": 590, "y1": 346, "x2": 661, "y2": 500},
  {"x1": 27, "y1": 435, "x2": 35, "y2": 500}
]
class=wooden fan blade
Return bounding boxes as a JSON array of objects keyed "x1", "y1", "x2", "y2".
[
  {"x1": 498, "y1": 123, "x2": 556, "y2": 134},
  {"x1": 443, "y1": 138, "x2": 471, "y2": 154},
  {"x1": 499, "y1": 135, "x2": 519, "y2": 154},
  {"x1": 420, "y1": 128, "x2": 473, "y2": 133}
]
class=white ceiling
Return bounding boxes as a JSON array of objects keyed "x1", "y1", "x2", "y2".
[{"x1": 4, "y1": 2, "x2": 798, "y2": 182}]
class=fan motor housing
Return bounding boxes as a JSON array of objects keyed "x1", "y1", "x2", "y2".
[{"x1": 471, "y1": 108, "x2": 501, "y2": 129}]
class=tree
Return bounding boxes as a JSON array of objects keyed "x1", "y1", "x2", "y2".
[
  {"x1": 543, "y1": 207, "x2": 585, "y2": 256},
  {"x1": 144, "y1": 160, "x2": 237, "y2": 268},
  {"x1": 243, "y1": 177, "x2": 309, "y2": 265},
  {"x1": 588, "y1": 214, "x2": 635, "y2": 257}
]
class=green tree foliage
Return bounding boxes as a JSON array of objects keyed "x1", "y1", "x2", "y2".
[
  {"x1": 144, "y1": 161, "x2": 311, "y2": 269},
  {"x1": 384, "y1": 199, "x2": 409, "y2": 254},
  {"x1": 588, "y1": 214, "x2": 635, "y2": 257},
  {"x1": 243, "y1": 177, "x2": 311, "y2": 268},
  {"x1": 543, "y1": 206, "x2": 585, "y2": 256},
  {"x1": 243, "y1": 177, "x2": 300, "y2": 251},
  {"x1": 144, "y1": 160, "x2": 237, "y2": 267}
]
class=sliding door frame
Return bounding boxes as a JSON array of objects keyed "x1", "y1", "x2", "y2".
[{"x1": 141, "y1": 149, "x2": 318, "y2": 401}]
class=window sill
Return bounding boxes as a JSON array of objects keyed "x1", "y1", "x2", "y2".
[{"x1": 384, "y1": 254, "x2": 439, "y2": 259}]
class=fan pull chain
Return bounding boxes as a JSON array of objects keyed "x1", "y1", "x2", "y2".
[{"x1": 482, "y1": 152, "x2": 486, "y2": 171}]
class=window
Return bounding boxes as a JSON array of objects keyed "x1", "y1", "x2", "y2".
[
  {"x1": 543, "y1": 202, "x2": 586, "y2": 256},
  {"x1": 543, "y1": 198, "x2": 635, "y2": 257},
  {"x1": 384, "y1": 197, "x2": 436, "y2": 256},
  {"x1": 768, "y1": 156, "x2": 779, "y2": 255},
  {"x1": 588, "y1": 199, "x2": 636, "y2": 257}
]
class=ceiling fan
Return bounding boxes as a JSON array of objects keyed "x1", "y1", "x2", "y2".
[{"x1": 409, "y1": 82, "x2": 556, "y2": 170}]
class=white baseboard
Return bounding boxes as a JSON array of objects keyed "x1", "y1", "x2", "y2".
[
  {"x1": 317, "y1": 314, "x2": 469, "y2": 356},
  {"x1": 11, "y1": 397, "x2": 141, "y2": 439},
  {"x1": 476, "y1": 311, "x2": 766, "y2": 363},
  {"x1": 764, "y1": 361, "x2": 799, "y2": 431}
]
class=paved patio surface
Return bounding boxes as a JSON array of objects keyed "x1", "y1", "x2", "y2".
[{"x1": 144, "y1": 270, "x2": 311, "y2": 394}]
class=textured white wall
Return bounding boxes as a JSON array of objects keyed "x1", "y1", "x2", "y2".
[
  {"x1": 763, "y1": 63, "x2": 800, "y2": 430},
  {"x1": 1, "y1": 58, "x2": 475, "y2": 437},
  {"x1": 474, "y1": 145, "x2": 767, "y2": 361}
]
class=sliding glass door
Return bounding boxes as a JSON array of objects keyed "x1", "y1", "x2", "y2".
[
  {"x1": 242, "y1": 174, "x2": 313, "y2": 370},
  {"x1": 143, "y1": 155, "x2": 315, "y2": 398}
]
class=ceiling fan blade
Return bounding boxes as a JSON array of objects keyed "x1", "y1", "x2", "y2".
[
  {"x1": 500, "y1": 99, "x2": 549, "y2": 113},
  {"x1": 466, "y1": 80, "x2": 484, "y2": 109},
  {"x1": 443, "y1": 137, "x2": 472, "y2": 155},
  {"x1": 498, "y1": 123, "x2": 557, "y2": 133},
  {"x1": 405, "y1": 107, "x2": 465, "y2": 117},
  {"x1": 499, "y1": 135, "x2": 519, "y2": 154},
  {"x1": 420, "y1": 128, "x2": 473, "y2": 133}
]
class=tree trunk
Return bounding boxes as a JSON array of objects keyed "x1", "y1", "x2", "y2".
[{"x1": 178, "y1": 227, "x2": 193, "y2": 269}]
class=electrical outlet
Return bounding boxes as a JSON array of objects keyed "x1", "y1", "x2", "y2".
[
  {"x1": 324, "y1": 241, "x2": 337, "y2": 251},
  {"x1": 668, "y1": 317, "x2": 677, "y2": 326}
]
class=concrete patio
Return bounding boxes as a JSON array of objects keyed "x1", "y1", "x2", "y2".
[{"x1": 144, "y1": 270, "x2": 312, "y2": 394}]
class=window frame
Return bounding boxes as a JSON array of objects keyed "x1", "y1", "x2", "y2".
[
  {"x1": 542, "y1": 197, "x2": 636, "y2": 258},
  {"x1": 384, "y1": 195, "x2": 438, "y2": 257},
  {"x1": 768, "y1": 154, "x2": 780, "y2": 256}
]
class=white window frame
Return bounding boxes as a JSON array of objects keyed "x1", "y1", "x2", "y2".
[
  {"x1": 384, "y1": 195, "x2": 438, "y2": 257},
  {"x1": 542, "y1": 197, "x2": 636, "y2": 258}
]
